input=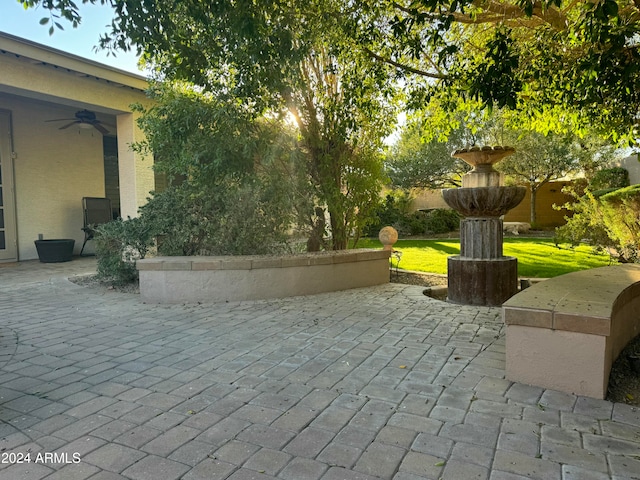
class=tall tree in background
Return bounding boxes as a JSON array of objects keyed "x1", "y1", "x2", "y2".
[
  {"x1": 386, "y1": 120, "x2": 474, "y2": 190},
  {"x1": 494, "y1": 132, "x2": 582, "y2": 225},
  {"x1": 481, "y1": 114, "x2": 622, "y2": 224}
]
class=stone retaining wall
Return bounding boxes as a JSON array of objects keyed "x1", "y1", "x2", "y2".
[{"x1": 137, "y1": 249, "x2": 391, "y2": 304}]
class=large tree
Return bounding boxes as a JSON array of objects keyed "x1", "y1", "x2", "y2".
[
  {"x1": 385, "y1": 119, "x2": 475, "y2": 189},
  {"x1": 23, "y1": 0, "x2": 396, "y2": 250},
  {"x1": 494, "y1": 132, "x2": 587, "y2": 225}
]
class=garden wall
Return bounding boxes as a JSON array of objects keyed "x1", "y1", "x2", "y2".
[
  {"x1": 137, "y1": 249, "x2": 391, "y2": 304},
  {"x1": 503, "y1": 181, "x2": 573, "y2": 227}
]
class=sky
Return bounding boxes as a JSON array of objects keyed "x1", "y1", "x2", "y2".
[{"x1": 0, "y1": 1, "x2": 144, "y2": 75}]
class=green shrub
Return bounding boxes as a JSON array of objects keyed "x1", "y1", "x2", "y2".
[
  {"x1": 555, "y1": 184, "x2": 640, "y2": 262},
  {"x1": 589, "y1": 167, "x2": 630, "y2": 191},
  {"x1": 405, "y1": 211, "x2": 429, "y2": 235},
  {"x1": 424, "y1": 208, "x2": 461, "y2": 234},
  {"x1": 591, "y1": 187, "x2": 621, "y2": 197},
  {"x1": 364, "y1": 191, "x2": 413, "y2": 236},
  {"x1": 138, "y1": 178, "x2": 299, "y2": 257},
  {"x1": 364, "y1": 191, "x2": 459, "y2": 237},
  {"x1": 554, "y1": 190, "x2": 614, "y2": 254},
  {"x1": 599, "y1": 185, "x2": 640, "y2": 262},
  {"x1": 94, "y1": 217, "x2": 154, "y2": 285}
]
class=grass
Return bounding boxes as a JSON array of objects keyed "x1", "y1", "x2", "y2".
[{"x1": 356, "y1": 237, "x2": 611, "y2": 278}]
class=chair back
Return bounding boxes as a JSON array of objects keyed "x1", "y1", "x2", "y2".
[{"x1": 83, "y1": 197, "x2": 112, "y2": 227}]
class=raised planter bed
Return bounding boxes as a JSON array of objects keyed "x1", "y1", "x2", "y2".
[
  {"x1": 503, "y1": 264, "x2": 640, "y2": 399},
  {"x1": 137, "y1": 249, "x2": 391, "y2": 304}
]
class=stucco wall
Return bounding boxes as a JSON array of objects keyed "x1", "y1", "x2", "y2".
[
  {"x1": 503, "y1": 181, "x2": 573, "y2": 227},
  {"x1": 410, "y1": 189, "x2": 450, "y2": 211},
  {"x1": 2, "y1": 95, "x2": 105, "y2": 260},
  {"x1": 0, "y1": 34, "x2": 156, "y2": 261},
  {"x1": 137, "y1": 250, "x2": 391, "y2": 304},
  {"x1": 0, "y1": 44, "x2": 148, "y2": 114},
  {"x1": 116, "y1": 111, "x2": 156, "y2": 218},
  {"x1": 616, "y1": 154, "x2": 640, "y2": 185}
]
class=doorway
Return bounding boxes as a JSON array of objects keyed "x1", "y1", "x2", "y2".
[
  {"x1": 0, "y1": 111, "x2": 17, "y2": 262},
  {"x1": 103, "y1": 136, "x2": 121, "y2": 219}
]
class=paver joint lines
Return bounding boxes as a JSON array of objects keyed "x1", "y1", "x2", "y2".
[{"x1": 0, "y1": 258, "x2": 638, "y2": 480}]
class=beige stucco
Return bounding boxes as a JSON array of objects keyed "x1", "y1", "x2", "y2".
[
  {"x1": 0, "y1": 32, "x2": 153, "y2": 261},
  {"x1": 616, "y1": 154, "x2": 640, "y2": 185},
  {"x1": 116, "y1": 111, "x2": 155, "y2": 217},
  {"x1": 503, "y1": 264, "x2": 640, "y2": 399},
  {"x1": 410, "y1": 181, "x2": 573, "y2": 227},
  {"x1": 137, "y1": 250, "x2": 392, "y2": 304},
  {"x1": 506, "y1": 325, "x2": 610, "y2": 399},
  {"x1": 4, "y1": 95, "x2": 105, "y2": 259}
]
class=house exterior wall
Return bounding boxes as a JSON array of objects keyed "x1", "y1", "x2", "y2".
[
  {"x1": 0, "y1": 33, "x2": 154, "y2": 261},
  {"x1": 0, "y1": 36, "x2": 148, "y2": 113},
  {"x1": 3, "y1": 95, "x2": 105, "y2": 259}
]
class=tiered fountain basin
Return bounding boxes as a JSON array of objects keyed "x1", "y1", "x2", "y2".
[
  {"x1": 442, "y1": 146, "x2": 526, "y2": 306},
  {"x1": 441, "y1": 186, "x2": 526, "y2": 218}
]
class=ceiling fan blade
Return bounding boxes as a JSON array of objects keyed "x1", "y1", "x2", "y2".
[
  {"x1": 59, "y1": 121, "x2": 79, "y2": 130},
  {"x1": 46, "y1": 118, "x2": 76, "y2": 122},
  {"x1": 93, "y1": 123, "x2": 110, "y2": 135}
]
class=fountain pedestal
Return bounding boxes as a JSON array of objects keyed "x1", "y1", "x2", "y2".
[
  {"x1": 447, "y1": 256, "x2": 518, "y2": 306},
  {"x1": 442, "y1": 147, "x2": 525, "y2": 306}
]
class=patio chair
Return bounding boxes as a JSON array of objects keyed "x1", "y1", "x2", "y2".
[{"x1": 80, "y1": 197, "x2": 113, "y2": 255}]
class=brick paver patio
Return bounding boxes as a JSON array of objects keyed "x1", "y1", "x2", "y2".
[{"x1": 0, "y1": 257, "x2": 638, "y2": 479}]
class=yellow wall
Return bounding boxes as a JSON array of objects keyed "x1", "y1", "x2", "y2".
[
  {"x1": 2, "y1": 94, "x2": 105, "y2": 259},
  {"x1": 503, "y1": 181, "x2": 574, "y2": 227},
  {"x1": 0, "y1": 43, "x2": 148, "y2": 113},
  {"x1": 0, "y1": 34, "x2": 155, "y2": 260}
]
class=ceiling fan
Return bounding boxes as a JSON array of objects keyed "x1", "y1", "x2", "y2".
[{"x1": 46, "y1": 109, "x2": 110, "y2": 135}]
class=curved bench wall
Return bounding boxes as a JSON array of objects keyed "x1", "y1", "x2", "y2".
[
  {"x1": 137, "y1": 249, "x2": 391, "y2": 304},
  {"x1": 503, "y1": 264, "x2": 640, "y2": 399}
]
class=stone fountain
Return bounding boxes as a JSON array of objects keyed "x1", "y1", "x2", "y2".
[{"x1": 442, "y1": 146, "x2": 526, "y2": 306}]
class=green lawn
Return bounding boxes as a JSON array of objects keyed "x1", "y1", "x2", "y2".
[{"x1": 356, "y1": 237, "x2": 611, "y2": 278}]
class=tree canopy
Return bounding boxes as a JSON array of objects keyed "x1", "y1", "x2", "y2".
[
  {"x1": 24, "y1": 0, "x2": 640, "y2": 145},
  {"x1": 353, "y1": 0, "x2": 640, "y2": 144},
  {"x1": 385, "y1": 118, "x2": 473, "y2": 189}
]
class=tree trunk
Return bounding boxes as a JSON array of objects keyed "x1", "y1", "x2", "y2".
[
  {"x1": 328, "y1": 206, "x2": 347, "y2": 250},
  {"x1": 530, "y1": 186, "x2": 537, "y2": 226}
]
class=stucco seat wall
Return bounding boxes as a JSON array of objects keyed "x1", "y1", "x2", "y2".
[
  {"x1": 137, "y1": 249, "x2": 391, "y2": 304},
  {"x1": 503, "y1": 264, "x2": 640, "y2": 399}
]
